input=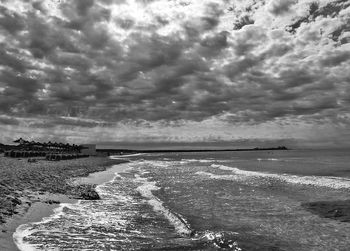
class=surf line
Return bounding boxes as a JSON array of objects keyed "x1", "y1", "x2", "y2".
[
  {"x1": 13, "y1": 161, "x2": 134, "y2": 251},
  {"x1": 135, "y1": 174, "x2": 193, "y2": 236},
  {"x1": 205, "y1": 164, "x2": 350, "y2": 190}
]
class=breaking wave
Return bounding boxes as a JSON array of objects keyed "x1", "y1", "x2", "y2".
[
  {"x1": 13, "y1": 202, "x2": 80, "y2": 251},
  {"x1": 257, "y1": 158, "x2": 281, "y2": 161},
  {"x1": 199, "y1": 164, "x2": 350, "y2": 189},
  {"x1": 193, "y1": 231, "x2": 241, "y2": 250},
  {"x1": 110, "y1": 153, "x2": 145, "y2": 158},
  {"x1": 135, "y1": 175, "x2": 192, "y2": 236}
]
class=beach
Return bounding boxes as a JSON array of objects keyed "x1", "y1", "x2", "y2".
[
  {"x1": 8, "y1": 149, "x2": 350, "y2": 250},
  {"x1": 2, "y1": 150, "x2": 350, "y2": 250},
  {"x1": 0, "y1": 154, "x2": 127, "y2": 250}
]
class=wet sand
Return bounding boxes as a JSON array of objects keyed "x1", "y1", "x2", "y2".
[
  {"x1": 74, "y1": 160, "x2": 131, "y2": 185},
  {"x1": 0, "y1": 155, "x2": 128, "y2": 250},
  {"x1": 0, "y1": 193, "x2": 75, "y2": 251}
]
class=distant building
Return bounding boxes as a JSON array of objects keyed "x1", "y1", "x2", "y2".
[{"x1": 80, "y1": 144, "x2": 96, "y2": 156}]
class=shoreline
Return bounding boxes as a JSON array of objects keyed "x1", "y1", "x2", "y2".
[
  {"x1": 73, "y1": 158, "x2": 132, "y2": 185},
  {"x1": 0, "y1": 155, "x2": 129, "y2": 251},
  {"x1": 97, "y1": 146, "x2": 289, "y2": 155},
  {"x1": 1, "y1": 193, "x2": 76, "y2": 251}
]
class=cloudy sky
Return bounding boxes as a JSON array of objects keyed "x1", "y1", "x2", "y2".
[{"x1": 0, "y1": 0, "x2": 349, "y2": 148}]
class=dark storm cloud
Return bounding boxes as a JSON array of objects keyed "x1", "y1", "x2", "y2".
[
  {"x1": 26, "y1": 14, "x2": 62, "y2": 58},
  {"x1": 199, "y1": 31, "x2": 229, "y2": 56},
  {"x1": 0, "y1": 67, "x2": 45, "y2": 115},
  {"x1": 0, "y1": 70, "x2": 41, "y2": 95},
  {"x1": 0, "y1": 6, "x2": 25, "y2": 34},
  {"x1": 0, "y1": 116, "x2": 20, "y2": 125},
  {"x1": 122, "y1": 33, "x2": 184, "y2": 76},
  {"x1": 75, "y1": 0, "x2": 95, "y2": 16},
  {"x1": 0, "y1": 0, "x2": 349, "y2": 143},
  {"x1": 32, "y1": 1, "x2": 47, "y2": 14},
  {"x1": 0, "y1": 47, "x2": 27, "y2": 73}
]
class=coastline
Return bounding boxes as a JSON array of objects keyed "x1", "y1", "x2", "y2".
[
  {"x1": 0, "y1": 155, "x2": 128, "y2": 251},
  {"x1": 1, "y1": 193, "x2": 76, "y2": 251}
]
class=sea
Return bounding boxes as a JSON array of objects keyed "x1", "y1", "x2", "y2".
[{"x1": 13, "y1": 149, "x2": 350, "y2": 250}]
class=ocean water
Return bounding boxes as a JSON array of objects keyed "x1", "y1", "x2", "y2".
[{"x1": 13, "y1": 149, "x2": 350, "y2": 250}]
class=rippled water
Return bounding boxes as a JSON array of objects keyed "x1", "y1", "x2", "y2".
[{"x1": 14, "y1": 150, "x2": 350, "y2": 250}]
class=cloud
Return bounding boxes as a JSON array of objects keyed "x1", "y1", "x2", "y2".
[
  {"x1": 0, "y1": 6, "x2": 26, "y2": 34},
  {"x1": 0, "y1": 0, "x2": 349, "y2": 146},
  {"x1": 0, "y1": 115, "x2": 19, "y2": 125},
  {"x1": 268, "y1": 0, "x2": 296, "y2": 16},
  {"x1": 30, "y1": 116, "x2": 111, "y2": 128}
]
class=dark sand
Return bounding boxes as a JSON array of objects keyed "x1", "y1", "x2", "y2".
[{"x1": 0, "y1": 155, "x2": 128, "y2": 250}]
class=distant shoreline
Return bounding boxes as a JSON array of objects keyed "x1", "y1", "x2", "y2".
[{"x1": 97, "y1": 146, "x2": 289, "y2": 154}]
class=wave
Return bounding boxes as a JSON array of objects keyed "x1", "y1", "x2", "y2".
[
  {"x1": 212, "y1": 164, "x2": 237, "y2": 171},
  {"x1": 182, "y1": 159, "x2": 215, "y2": 163},
  {"x1": 13, "y1": 202, "x2": 71, "y2": 251},
  {"x1": 110, "y1": 153, "x2": 145, "y2": 158},
  {"x1": 13, "y1": 163, "x2": 136, "y2": 251},
  {"x1": 135, "y1": 175, "x2": 192, "y2": 236},
  {"x1": 137, "y1": 160, "x2": 172, "y2": 169},
  {"x1": 192, "y1": 231, "x2": 241, "y2": 250},
  {"x1": 257, "y1": 158, "x2": 281, "y2": 161},
  {"x1": 13, "y1": 160, "x2": 237, "y2": 250},
  {"x1": 13, "y1": 224, "x2": 38, "y2": 251},
  {"x1": 198, "y1": 164, "x2": 350, "y2": 189}
]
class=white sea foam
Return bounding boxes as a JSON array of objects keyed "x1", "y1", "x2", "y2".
[
  {"x1": 135, "y1": 175, "x2": 192, "y2": 236},
  {"x1": 197, "y1": 171, "x2": 221, "y2": 180},
  {"x1": 199, "y1": 164, "x2": 350, "y2": 189},
  {"x1": 182, "y1": 159, "x2": 214, "y2": 163},
  {"x1": 13, "y1": 224, "x2": 39, "y2": 251},
  {"x1": 212, "y1": 164, "x2": 237, "y2": 171},
  {"x1": 13, "y1": 163, "x2": 135, "y2": 251},
  {"x1": 182, "y1": 159, "x2": 198, "y2": 162},
  {"x1": 192, "y1": 231, "x2": 241, "y2": 250},
  {"x1": 140, "y1": 160, "x2": 171, "y2": 168},
  {"x1": 257, "y1": 158, "x2": 280, "y2": 161},
  {"x1": 14, "y1": 191, "x2": 136, "y2": 250},
  {"x1": 13, "y1": 202, "x2": 72, "y2": 251},
  {"x1": 110, "y1": 153, "x2": 145, "y2": 158},
  {"x1": 199, "y1": 159, "x2": 215, "y2": 163}
]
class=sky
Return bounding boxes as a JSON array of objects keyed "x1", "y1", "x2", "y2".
[{"x1": 0, "y1": 0, "x2": 349, "y2": 149}]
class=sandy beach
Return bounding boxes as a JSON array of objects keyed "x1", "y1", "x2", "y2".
[{"x1": 0, "y1": 154, "x2": 127, "y2": 250}]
